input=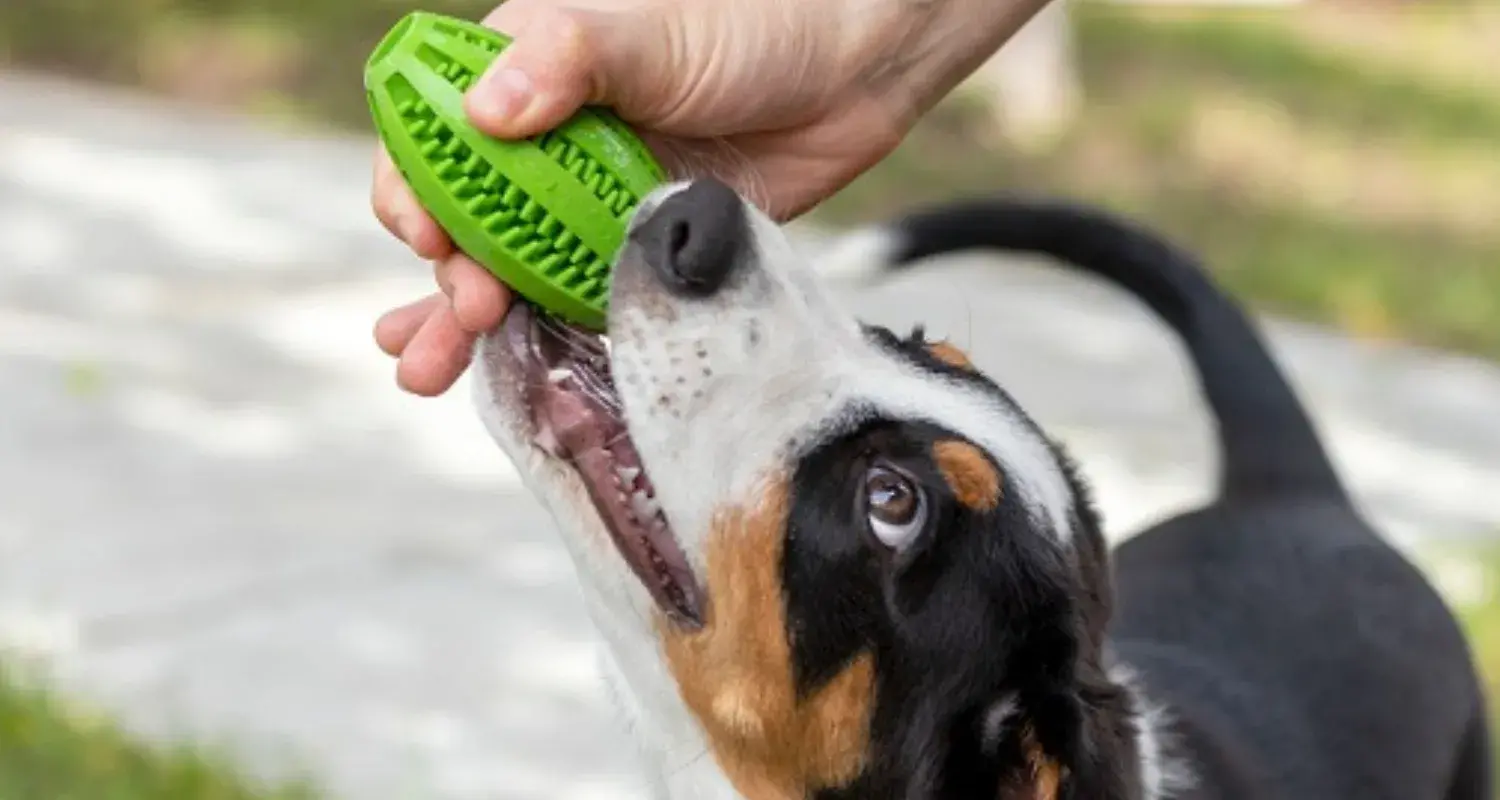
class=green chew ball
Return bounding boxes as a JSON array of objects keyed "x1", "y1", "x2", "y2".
[{"x1": 364, "y1": 11, "x2": 668, "y2": 331}]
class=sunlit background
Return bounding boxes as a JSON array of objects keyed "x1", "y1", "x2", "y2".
[{"x1": 1, "y1": 1, "x2": 1497, "y2": 798}]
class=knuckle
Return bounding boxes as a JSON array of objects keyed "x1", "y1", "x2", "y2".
[{"x1": 481, "y1": 0, "x2": 536, "y2": 33}]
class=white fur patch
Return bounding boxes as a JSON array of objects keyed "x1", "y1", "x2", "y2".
[
  {"x1": 980, "y1": 694, "x2": 1020, "y2": 754},
  {"x1": 1109, "y1": 662, "x2": 1195, "y2": 800}
]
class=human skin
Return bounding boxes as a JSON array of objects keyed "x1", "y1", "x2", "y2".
[{"x1": 371, "y1": 0, "x2": 1053, "y2": 396}]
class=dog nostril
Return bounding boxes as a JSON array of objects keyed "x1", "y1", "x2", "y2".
[{"x1": 668, "y1": 219, "x2": 692, "y2": 265}]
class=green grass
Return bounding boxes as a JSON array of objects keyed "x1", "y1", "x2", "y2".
[{"x1": 0, "y1": 665, "x2": 318, "y2": 800}]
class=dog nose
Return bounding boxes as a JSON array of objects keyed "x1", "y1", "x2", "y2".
[{"x1": 629, "y1": 178, "x2": 746, "y2": 297}]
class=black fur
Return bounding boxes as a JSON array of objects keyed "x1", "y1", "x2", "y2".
[
  {"x1": 844, "y1": 195, "x2": 1494, "y2": 799},
  {"x1": 785, "y1": 340, "x2": 1141, "y2": 800}
]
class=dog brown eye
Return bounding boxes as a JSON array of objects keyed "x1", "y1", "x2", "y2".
[
  {"x1": 868, "y1": 469, "x2": 917, "y2": 521},
  {"x1": 866, "y1": 466, "x2": 927, "y2": 549}
]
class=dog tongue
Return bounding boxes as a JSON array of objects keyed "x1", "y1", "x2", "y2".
[
  {"x1": 504, "y1": 302, "x2": 706, "y2": 628},
  {"x1": 535, "y1": 378, "x2": 621, "y2": 456},
  {"x1": 537, "y1": 374, "x2": 707, "y2": 628}
]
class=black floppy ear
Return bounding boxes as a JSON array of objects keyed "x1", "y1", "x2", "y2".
[
  {"x1": 983, "y1": 629, "x2": 1141, "y2": 800},
  {"x1": 885, "y1": 690, "x2": 1052, "y2": 800},
  {"x1": 973, "y1": 678, "x2": 1138, "y2": 800},
  {"x1": 1050, "y1": 667, "x2": 1142, "y2": 800},
  {"x1": 972, "y1": 687, "x2": 1079, "y2": 800},
  {"x1": 975, "y1": 691, "x2": 1066, "y2": 800}
]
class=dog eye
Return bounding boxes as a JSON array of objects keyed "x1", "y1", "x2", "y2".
[{"x1": 865, "y1": 465, "x2": 928, "y2": 549}]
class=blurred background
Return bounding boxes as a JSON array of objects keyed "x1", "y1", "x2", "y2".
[{"x1": 0, "y1": 0, "x2": 1496, "y2": 798}]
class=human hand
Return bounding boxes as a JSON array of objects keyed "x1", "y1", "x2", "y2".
[{"x1": 372, "y1": 0, "x2": 1053, "y2": 396}]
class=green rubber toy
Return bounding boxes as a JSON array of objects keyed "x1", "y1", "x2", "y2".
[{"x1": 364, "y1": 11, "x2": 668, "y2": 330}]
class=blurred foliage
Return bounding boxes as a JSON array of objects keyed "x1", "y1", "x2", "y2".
[
  {"x1": 821, "y1": 2, "x2": 1500, "y2": 361},
  {"x1": 0, "y1": 0, "x2": 495, "y2": 124},
  {"x1": 1079, "y1": 5, "x2": 1500, "y2": 147},
  {"x1": 0, "y1": 663, "x2": 319, "y2": 800},
  {"x1": 1428, "y1": 545, "x2": 1500, "y2": 782}
]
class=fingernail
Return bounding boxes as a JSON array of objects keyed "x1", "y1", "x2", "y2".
[{"x1": 477, "y1": 64, "x2": 533, "y2": 121}]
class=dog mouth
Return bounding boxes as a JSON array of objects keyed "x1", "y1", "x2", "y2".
[{"x1": 502, "y1": 302, "x2": 705, "y2": 630}]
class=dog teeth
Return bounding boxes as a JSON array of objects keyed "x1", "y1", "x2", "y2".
[
  {"x1": 630, "y1": 490, "x2": 661, "y2": 521},
  {"x1": 616, "y1": 466, "x2": 641, "y2": 485},
  {"x1": 547, "y1": 368, "x2": 572, "y2": 385}
]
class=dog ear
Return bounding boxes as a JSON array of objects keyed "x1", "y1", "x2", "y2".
[
  {"x1": 1049, "y1": 667, "x2": 1142, "y2": 800},
  {"x1": 894, "y1": 653, "x2": 1139, "y2": 799},
  {"x1": 986, "y1": 658, "x2": 1139, "y2": 800}
]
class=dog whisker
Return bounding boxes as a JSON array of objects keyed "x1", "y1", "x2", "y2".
[
  {"x1": 600, "y1": 429, "x2": 633, "y2": 450},
  {"x1": 667, "y1": 746, "x2": 712, "y2": 778},
  {"x1": 536, "y1": 314, "x2": 607, "y2": 357},
  {"x1": 708, "y1": 137, "x2": 771, "y2": 216}
]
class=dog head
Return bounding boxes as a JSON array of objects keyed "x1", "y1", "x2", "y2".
[{"x1": 473, "y1": 179, "x2": 1148, "y2": 799}]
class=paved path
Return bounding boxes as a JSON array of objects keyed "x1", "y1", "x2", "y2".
[{"x1": 1, "y1": 72, "x2": 1498, "y2": 799}]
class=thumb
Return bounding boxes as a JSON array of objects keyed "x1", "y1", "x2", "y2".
[{"x1": 465, "y1": 6, "x2": 629, "y2": 140}]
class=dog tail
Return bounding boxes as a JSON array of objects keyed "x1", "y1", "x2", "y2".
[{"x1": 821, "y1": 197, "x2": 1347, "y2": 502}]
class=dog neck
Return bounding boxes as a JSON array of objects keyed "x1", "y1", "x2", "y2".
[{"x1": 589, "y1": 610, "x2": 1185, "y2": 800}]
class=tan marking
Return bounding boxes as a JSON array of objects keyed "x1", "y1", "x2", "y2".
[
  {"x1": 658, "y1": 479, "x2": 876, "y2": 798},
  {"x1": 999, "y1": 726, "x2": 1064, "y2": 800},
  {"x1": 1031, "y1": 757, "x2": 1062, "y2": 800},
  {"x1": 928, "y1": 340, "x2": 975, "y2": 370},
  {"x1": 934, "y1": 440, "x2": 1002, "y2": 511}
]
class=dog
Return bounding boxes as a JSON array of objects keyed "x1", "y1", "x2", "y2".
[{"x1": 469, "y1": 178, "x2": 1491, "y2": 799}]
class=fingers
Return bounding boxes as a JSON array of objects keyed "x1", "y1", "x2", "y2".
[
  {"x1": 371, "y1": 145, "x2": 454, "y2": 260},
  {"x1": 375, "y1": 0, "x2": 668, "y2": 398},
  {"x1": 468, "y1": 5, "x2": 617, "y2": 139},
  {"x1": 433, "y1": 253, "x2": 512, "y2": 334},
  {"x1": 374, "y1": 293, "x2": 446, "y2": 357},
  {"x1": 372, "y1": 293, "x2": 471, "y2": 397},
  {"x1": 374, "y1": 256, "x2": 511, "y2": 397},
  {"x1": 395, "y1": 305, "x2": 478, "y2": 397}
]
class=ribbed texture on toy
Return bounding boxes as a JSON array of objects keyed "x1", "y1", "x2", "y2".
[{"x1": 365, "y1": 11, "x2": 667, "y2": 330}]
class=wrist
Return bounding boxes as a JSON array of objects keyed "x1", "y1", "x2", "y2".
[{"x1": 839, "y1": 0, "x2": 1055, "y2": 125}]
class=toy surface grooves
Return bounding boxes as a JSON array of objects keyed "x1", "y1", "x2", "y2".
[{"x1": 365, "y1": 12, "x2": 667, "y2": 329}]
